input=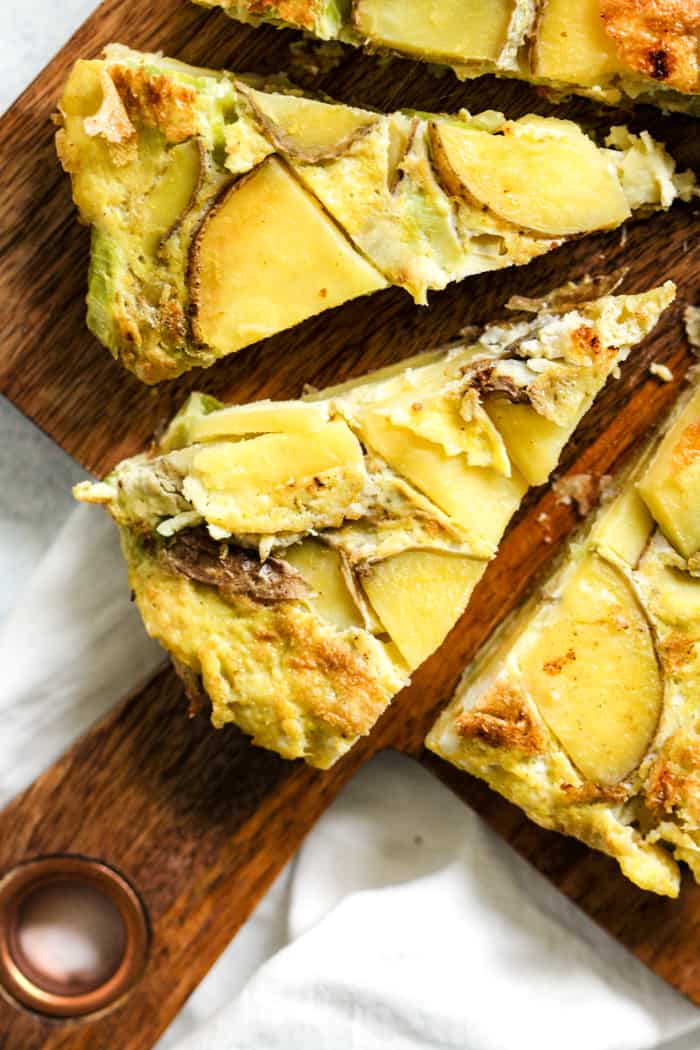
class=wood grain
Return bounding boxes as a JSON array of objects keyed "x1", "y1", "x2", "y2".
[{"x1": 1, "y1": 1, "x2": 700, "y2": 1046}]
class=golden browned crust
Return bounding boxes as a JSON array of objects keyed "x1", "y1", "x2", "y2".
[
  {"x1": 109, "y1": 65, "x2": 198, "y2": 143},
  {"x1": 119, "y1": 337, "x2": 189, "y2": 385},
  {"x1": 660, "y1": 632, "x2": 698, "y2": 675},
  {"x1": 158, "y1": 294, "x2": 189, "y2": 343},
  {"x1": 559, "y1": 781, "x2": 630, "y2": 804},
  {"x1": 599, "y1": 0, "x2": 700, "y2": 93},
  {"x1": 83, "y1": 68, "x2": 136, "y2": 150},
  {"x1": 455, "y1": 682, "x2": 547, "y2": 756},
  {"x1": 541, "y1": 646, "x2": 577, "y2": 675},
  {"x1": 671, "y1": 420, "x2": 700, "y2": 470},
  {"x1": 243, "y1": 0, "x2": 318, "y2": 31},
  {"x1": 570, "y1": 323, "x2": 620, "y2": 368},
  {"x1": 278, "y1": 615, "x2": 392, "y2": 737},
  {"x1": 114, "y1": 305, "x2": 143, "y2": 350},
  {"x1": 572, "y1": 323, "x2": 601, "y2": 358},
  {"x1": 645, "y1": 724, "x2": 700, "y2": 822}
]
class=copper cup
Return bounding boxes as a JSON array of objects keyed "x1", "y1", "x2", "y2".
[{"x1": 0, "y1": 855, "x2": 149, "y2": 1018}]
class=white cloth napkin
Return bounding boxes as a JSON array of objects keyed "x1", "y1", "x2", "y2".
[
  {"x1": 172, "y1": 754, "x2": 700, "y2": 1050},
  {"x1": 2, "y1": 495, "x2": 700, "y2": 1050}
]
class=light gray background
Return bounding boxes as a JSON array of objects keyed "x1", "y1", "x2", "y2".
[{"x1": 0, "y1": 1, "x2": 95, "y2": 620}]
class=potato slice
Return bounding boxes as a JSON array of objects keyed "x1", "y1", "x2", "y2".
[
  {"x1": 378, "y1": 388, "x2": 510, "y2": 474},
  {"x1": 189, "y1": 157, "x2": 386, "y2": 355},
  {"x1": 284, "y1": 541, "x2": 365, "y2": 630},
  {"x1": 185, "y1": 399, "x2": 330, "y2": 443},
  {"x1": 292, "y1": 116, "x2": 469, "y2": 303},
  {"x1": 484, "y1": 401, "x2": 570, "y2": 487},
  {"x1": 362, "y1": 550, "x2": 484, "y2": 668},
  {"x1": 637, "y1": 385, "x2": 700, "y2": 559},
  {"x1": 638, "y1": 543, "x2": 700, "y2": 627},
  {"x1": 239, "y1": 85, "x2": 378, "y2": 163},
  {"x1": 354, "y1": 408, "x2": 527, "y2": 558},
  {"x1": 143, "y1": 138, "x2": 203, "y2": 253},
  {"x1": 590, "y1": 483, "x2": 654, "y2": 568},
  {"x1": 429, "y1": 117, "x2": 631, "y2": 236},
  {"x1": 185, "y1": 421, "x2": 367, "y2": 534},
  {"x1": 532, "y1": 0, "x2": 624, "y2": 85},
  {"x1": 353, "y1": 0, "x2": 513, "y2": 64},
  {"x1": 519, "y1": 553, "x2": 662, "y2": 785}
]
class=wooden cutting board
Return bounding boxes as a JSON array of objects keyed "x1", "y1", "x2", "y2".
[{"x1": 1, "y1": 2, "x2": 700, "y2": 1046}]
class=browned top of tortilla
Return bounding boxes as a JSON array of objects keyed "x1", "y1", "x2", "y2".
[
  {"x1": 645, "y1": 722, "x2": 700, "y2": 823},
  {"x1": 171, "y1": 656, "x2": 207, "y2": 717},
  {"x1": 600, "y1": 0, "x2": 700, "y2": 93},
  {"x1": 158, "y1": 528, "x2": 314, "y2": 603},
  {"x1": 505, "y1": 270, "x2": 627, "y2": 314},
  {"x1": 455, "y1": 682, "x2": 547, "y2": 756},
  {"x1": 109, "y1": 64, "x2": 198, "y2": 143}
]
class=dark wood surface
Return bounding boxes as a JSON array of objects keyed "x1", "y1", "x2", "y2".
[{"x1": 1, "y1": 1, "x2": 700, "y2": 1046}]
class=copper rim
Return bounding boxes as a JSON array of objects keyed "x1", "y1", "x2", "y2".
[{"x1": 0, "y1": 855, "x2": 149, "y2": 1018}]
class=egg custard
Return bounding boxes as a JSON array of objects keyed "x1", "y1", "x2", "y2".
[
  {"x1": 201, "y1": 0, "x2": 700, "y2": 113},
  {"x1": 74, "y1": 278, "x2": 673, "y2": 768},
  {"x1": 56, "y1": 45, "x2": 694, "y2": 383},
  {"x1": 427, "y1": 375, "x2": 700, "y2": 897}
]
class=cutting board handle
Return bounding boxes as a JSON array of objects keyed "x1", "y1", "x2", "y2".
[{"x1": 0, "y1": 666, "x2": 377, "y2": 1049}]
